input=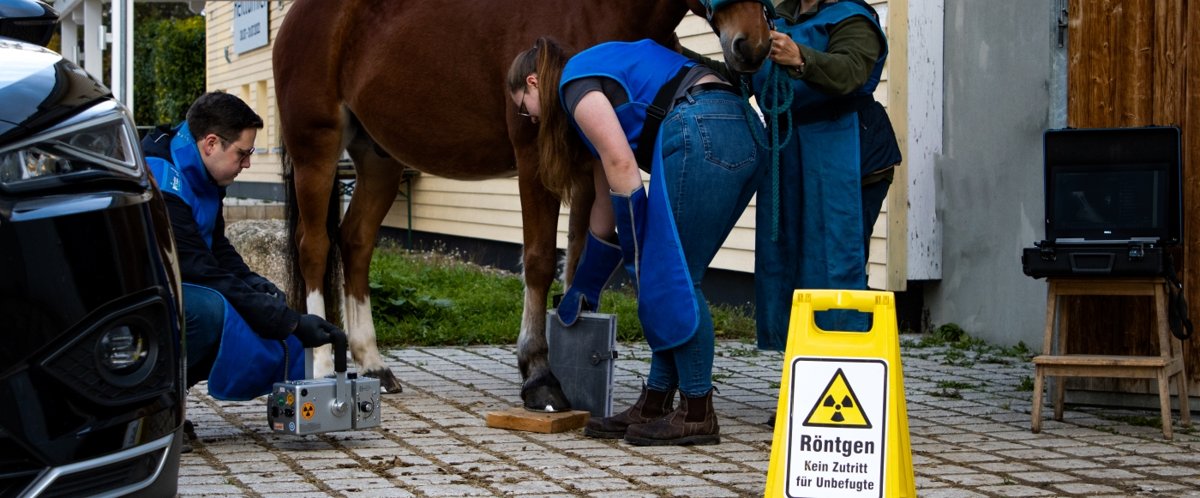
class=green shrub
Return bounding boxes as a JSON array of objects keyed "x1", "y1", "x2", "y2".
[{"x1": 135, "y1": 15, "x2": 204, "y2": 127}]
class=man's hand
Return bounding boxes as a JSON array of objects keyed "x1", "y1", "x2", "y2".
[{"x1": 293, "y1": 314, "x2": 345, "y2": 348}]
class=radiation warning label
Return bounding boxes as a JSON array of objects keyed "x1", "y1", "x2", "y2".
[{"x1": 784, "y1": 357, "x2": 887, "y2": 497}]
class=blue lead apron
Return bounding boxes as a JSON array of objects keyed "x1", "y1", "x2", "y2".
[
  {"x1": 561, "y1": 40, "x2": 700, "y2": 352},
  {"x1": 751, "y1": 1, "x2": 888, "y2": 349},
  {"x1": 184, "y1": 283, "x2": 306, "y2": 401}
]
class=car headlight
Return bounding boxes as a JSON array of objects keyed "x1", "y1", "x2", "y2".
[{"x1": 0, "y1": 101, "x2": 141, "y2": 189}]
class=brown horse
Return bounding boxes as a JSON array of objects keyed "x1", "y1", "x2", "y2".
[{"x1": 275, "y1": 0, "x2": 772, "y2": 409}]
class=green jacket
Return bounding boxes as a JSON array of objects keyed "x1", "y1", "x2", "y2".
[
  {"x1": 774, "y1": 0, "x2": 883, "y2": 96},
  {"x1": 686, "y1": 0, "x2": 882, "y2": 96}
]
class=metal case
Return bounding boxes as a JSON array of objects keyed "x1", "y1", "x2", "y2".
[
  {"x1": 1022, "y1": 243, "x2": 1166, "y2": 278},
  {"x1": 547, "y1": 311, "x2": 618, "y2": 418},
  {"x1": 266, "y1": 336, "x2": 381, "y2": 435},
  {"x1": 267, "y1": 376, "x2": 380, "y2": 435}
]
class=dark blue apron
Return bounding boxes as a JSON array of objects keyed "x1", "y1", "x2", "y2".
[{"x1": 750, "y1": 1, "x2": 888, "y2": 349}]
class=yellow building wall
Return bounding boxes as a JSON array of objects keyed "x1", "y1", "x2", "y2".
[{"x1": 204, "y1": 1, "x2": 897, "y2": 283}]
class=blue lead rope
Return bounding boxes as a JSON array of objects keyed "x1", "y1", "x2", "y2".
[{"x1": 740, "y1": 65, "x2": 793, "y2": 242}]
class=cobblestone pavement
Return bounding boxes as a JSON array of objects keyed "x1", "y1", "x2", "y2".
[{"x1": 178, "y1": 336, "x2": 1200, "y2": 497}]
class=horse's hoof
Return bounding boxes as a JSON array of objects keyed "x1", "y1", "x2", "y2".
[
  {"x1": 521, "y1": 373, "x2": 570, "y2": 412},
  {"x1": 363, "y1": 368, "x2": 403, "y2": 394}
]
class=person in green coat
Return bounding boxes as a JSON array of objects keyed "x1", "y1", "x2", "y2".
[{"x1": 688, "y1": 0, "x2": 902, "y2": 348}]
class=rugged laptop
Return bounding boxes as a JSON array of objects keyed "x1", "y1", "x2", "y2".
[{"x1": 1022, "y1": 126, "x2": 1182, "y2": 278}]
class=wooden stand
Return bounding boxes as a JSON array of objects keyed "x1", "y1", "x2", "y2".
[
  {"x1": 1031, "y1": 277, "x2": 1191, "y2": 439},
  {"x1": 485, "y1": 408, "x2": 589, "y2": 434}
]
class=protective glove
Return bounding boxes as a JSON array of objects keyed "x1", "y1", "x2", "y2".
[
  {"x1": 293, "y1": 314, "x2": 345, "y2": 348},
  {"x1": 556, "y1": 230, "x2": 623, "y2": 327},
  {"x1": 610, "y1": 187, "x2": 648, "y2": 290}
]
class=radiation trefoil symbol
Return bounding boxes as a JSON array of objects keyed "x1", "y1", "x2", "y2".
[
  {"x1": 301, "y1": 402, "x2": 316, "y2": 421},
  {"x1": 802, "y1": 368, "x2": 872, "y2": 428}
]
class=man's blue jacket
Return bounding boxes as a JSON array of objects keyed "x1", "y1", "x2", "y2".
[{"x1": 142, "y1": 123, "x2": 300, "y2": 339}]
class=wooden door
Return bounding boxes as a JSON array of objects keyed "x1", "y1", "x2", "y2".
[{"x1": 1065, "y1": 0, "x2": 1200, "y2": 396}]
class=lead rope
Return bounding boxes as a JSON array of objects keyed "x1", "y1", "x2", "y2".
[{"x1": 740, "y1": 63, "x2": 793, "y2": 242}]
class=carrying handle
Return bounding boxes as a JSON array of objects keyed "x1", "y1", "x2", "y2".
[
  {"x1": 800, "y1": 290, "x2": 889, "y2": 314},
  {"x1": 332, "y1": 328, "x2": 349, "y2": 373}
]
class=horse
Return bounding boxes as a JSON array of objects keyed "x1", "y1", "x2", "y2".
[{"x1": 275, "y1": 0, "x2": 773, "y2": 409}]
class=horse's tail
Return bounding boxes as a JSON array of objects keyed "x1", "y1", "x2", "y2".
[{"x1": 282, "y1": 148, "x2": 345, "y2": 327}]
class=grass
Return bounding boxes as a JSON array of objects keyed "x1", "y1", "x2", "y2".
[
  {"x1": 902, "y1": 322, "x2": 1037, "y2": 368},
  {"x1": 1099, "y1": 413, "x2": 1162, "y2": 429},
  {"x1": 366, "y1": 242, "x2": 757, "y2": 347},
  {"x1": 936, "y1": 380, "x2": 977, "y2": 390},
  {"x1": 930, "y1": 387, "x2": 964, "y2": 399}
]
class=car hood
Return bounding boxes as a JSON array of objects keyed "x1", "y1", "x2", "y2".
[{"x1": 0, "y1": 37, "x2": 109, "y2": 144}]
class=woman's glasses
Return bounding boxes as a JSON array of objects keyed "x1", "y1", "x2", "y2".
[{"x1": 517, "y1": 87, "x2": 531, "y2": 118}]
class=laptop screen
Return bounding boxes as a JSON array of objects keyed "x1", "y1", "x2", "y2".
[
  {"x1": 1043, "y1": 127, "x2": 1181, "y2": 245},
  {"x1": 1049, "y1": 163, "x2": 1168, "y2": 243}
]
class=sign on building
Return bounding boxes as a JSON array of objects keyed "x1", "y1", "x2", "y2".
[{"x1": 233, "y1": 1, "x2": 269, "y2": 54}]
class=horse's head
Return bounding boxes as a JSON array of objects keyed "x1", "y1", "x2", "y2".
[{"x1": 689, "y1": 0, "x2": 774, "y2": 74}]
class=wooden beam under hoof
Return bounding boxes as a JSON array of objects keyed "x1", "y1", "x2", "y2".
[{"x1": 485, "y1": 407, "x2": 589, "y2": 433}]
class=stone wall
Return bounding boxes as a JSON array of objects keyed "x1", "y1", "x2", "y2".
[{"x1": 224, "y1": 219, "x2": 290, "y2": 290}]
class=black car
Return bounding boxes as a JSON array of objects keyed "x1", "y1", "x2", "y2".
[{"x1": 0, "y1": 2, "x2": 186, "y2": 497}]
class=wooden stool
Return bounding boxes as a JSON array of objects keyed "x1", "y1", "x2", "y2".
[{"x1": 1031, "y1": 277, "x2": 1191, "y2": 439}]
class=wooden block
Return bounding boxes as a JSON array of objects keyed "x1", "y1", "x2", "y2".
[{"x1": 485, "y1": 407, "x2": 589, "y2": 433}]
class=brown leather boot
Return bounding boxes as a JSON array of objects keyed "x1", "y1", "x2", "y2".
[
  {"x1": 583, "y1": 385, "x2": 675, "y2": 439},
  {"x1": 624, "y1": 388, "x2": 719, "y2": 446}
]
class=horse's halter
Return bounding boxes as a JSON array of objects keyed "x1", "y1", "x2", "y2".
[{"x1": 698, "y1": 0, "x2": 778, "y2": 32}]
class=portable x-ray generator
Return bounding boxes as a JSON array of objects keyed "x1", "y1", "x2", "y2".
[{"x1": 267, "y1": 332, "x2": 381, "y2": 435}]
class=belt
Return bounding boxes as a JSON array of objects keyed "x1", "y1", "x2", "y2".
[{"x1": 677, "y1": 82, "x2": 736, "y2": 104}]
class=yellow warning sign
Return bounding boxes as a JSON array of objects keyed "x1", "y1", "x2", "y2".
[
  {"x1": 766, "y1": 290, "x2": 915, "y2": 498},
  {"x1": 301, "y1": 402, "x2": 315, "y2": 420},
  {"x1": 804, "y1": 368, "x2": 871, "y2": 428}
]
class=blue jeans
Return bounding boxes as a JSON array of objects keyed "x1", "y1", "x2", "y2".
[
  {"x1": 645, "y1": 89, "x2": 764, "y2": 398},
  {"x1": 183, "y1": 285, "x2": 224, "y2": 387}
]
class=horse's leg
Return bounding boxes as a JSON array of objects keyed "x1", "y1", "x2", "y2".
[
  {"x1": 282, "y1": 114, "x2": 345, "y2": 380},
  {"x1": 339, "y1": 136, "x2": 405, "y2": 394},
  {"x1": 516, "y1": 195, "x2": 564, "y2": 410},
  {"x1": 292, "y1": 172, "x2": 337, "y2": 377},
  {"x1": 563, "y1": 172, "x2": 595, "y2": 282},
  {"x1": 516, "y1": 158, "x2": 579, "y2": 412}
]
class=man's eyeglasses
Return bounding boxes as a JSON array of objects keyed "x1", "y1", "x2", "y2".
[
  {"x1": 220, "y1": 137, "x2": 255, "y2": 164},
  {"x1": 517, "y1": 87, "x2": 531, "y2": 118}
]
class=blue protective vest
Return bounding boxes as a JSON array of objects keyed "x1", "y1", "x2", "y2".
[
  {"x1": 750, "y1": 1, "x2": 889, "y2": 349},
  {"x1": 146, "y1": 123, "x2": 303, "y2": 400},
  {"x1": 146, "y1": 123, "x2": 221, "y2": 247},
  {"x1": 560, "y1": 40, "x2": 692, "y2": 159},
  {"x1": 560, "y1": 41, "x2": 701, "y2": 352}
]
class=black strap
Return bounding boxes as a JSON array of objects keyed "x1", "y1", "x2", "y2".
[
  {"x1": 1164, "y1": 253, "x2": 1193, "y2": 340},
  {"x1": 635, "y1": 66, "x2": 692, "y2": 172}
]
